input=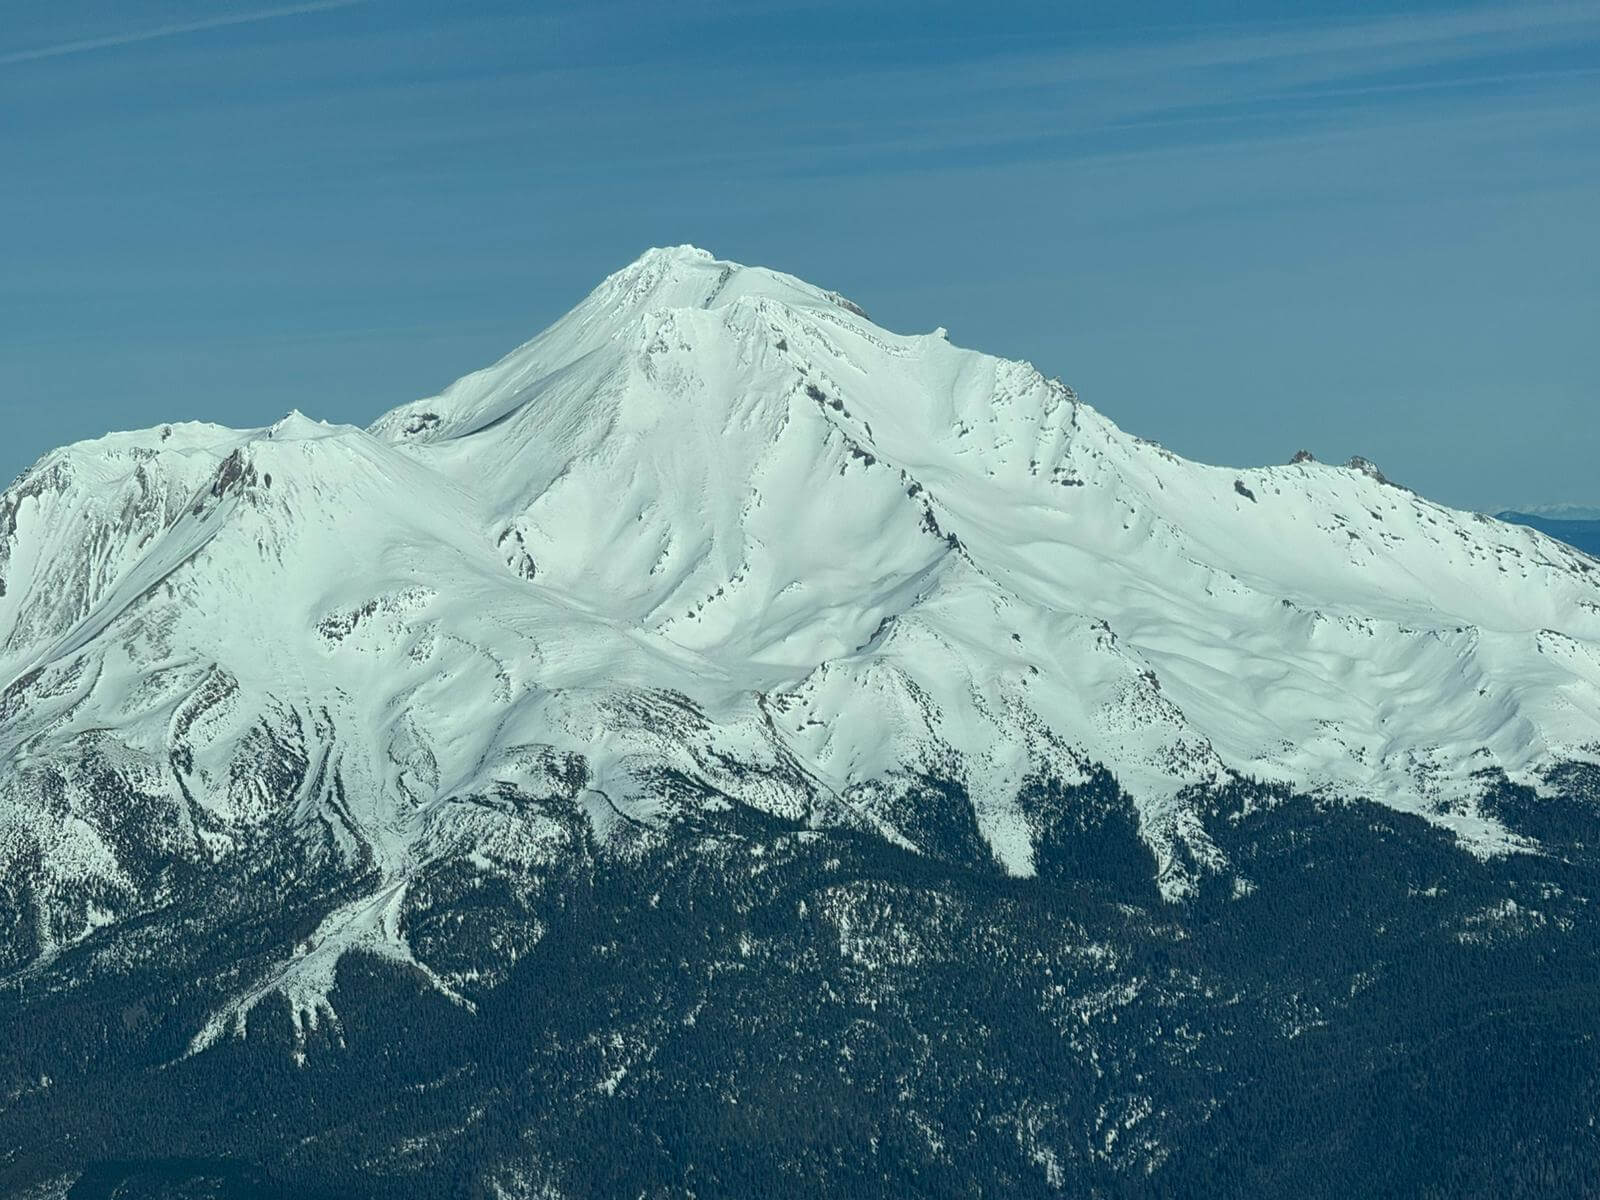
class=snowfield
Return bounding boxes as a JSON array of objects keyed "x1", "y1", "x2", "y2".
[{"x1": 2, "y1": 246, "x2": 1598, "y2": 1035}]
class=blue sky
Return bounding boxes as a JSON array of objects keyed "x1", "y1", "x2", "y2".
[{"x1": 3, "y1": 0, "x2": 1596, "y2": 511}]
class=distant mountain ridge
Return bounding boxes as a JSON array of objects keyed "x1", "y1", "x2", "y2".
[
  {"x1": 1510, "y1": 503, "x2": 1600, "y2": 522},
  {"x1": 1497, "y1": 509, "x2": 1600, "y2": 559}
]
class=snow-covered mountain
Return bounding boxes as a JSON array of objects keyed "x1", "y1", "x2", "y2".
[
  {"x1": 6, "y1": 247, "x2": 1600, "y2": 1199},
  {"x1": 3, "y1": 245, "x2": 1599, "y2": 1046}
]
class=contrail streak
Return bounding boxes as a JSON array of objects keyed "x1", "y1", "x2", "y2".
[{"x1": 0, "y1": 0, "x2": 367, "y2": 66}]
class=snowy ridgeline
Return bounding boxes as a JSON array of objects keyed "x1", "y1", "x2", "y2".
[{"x1": 2, "y1": 245, "x2": 1599, "y2": 1036}]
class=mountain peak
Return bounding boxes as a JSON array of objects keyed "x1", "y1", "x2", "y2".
[
  {"x1": 590, "y1": 245, "x2": 871, "y2": 324},
  {"x1": 366, "y1": 247, "x2": 880, "y2": 451},
  {"x1": 266, "y1": 410, "x2": 345, "y2": 441},
  {"x1": 631, "y1": 243, "x2": 716, "y2": 265}
]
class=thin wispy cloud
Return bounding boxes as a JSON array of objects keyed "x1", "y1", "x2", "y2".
[
  {"x1": 809, "y1": 3, "x2": 1600, "y2": 121},
  {"x1": 296, "y1": 2, "x2": 1591, "y2": 190},
  {"x1": 0, "y1": 0, "x2": 367, "y2": 67}
]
